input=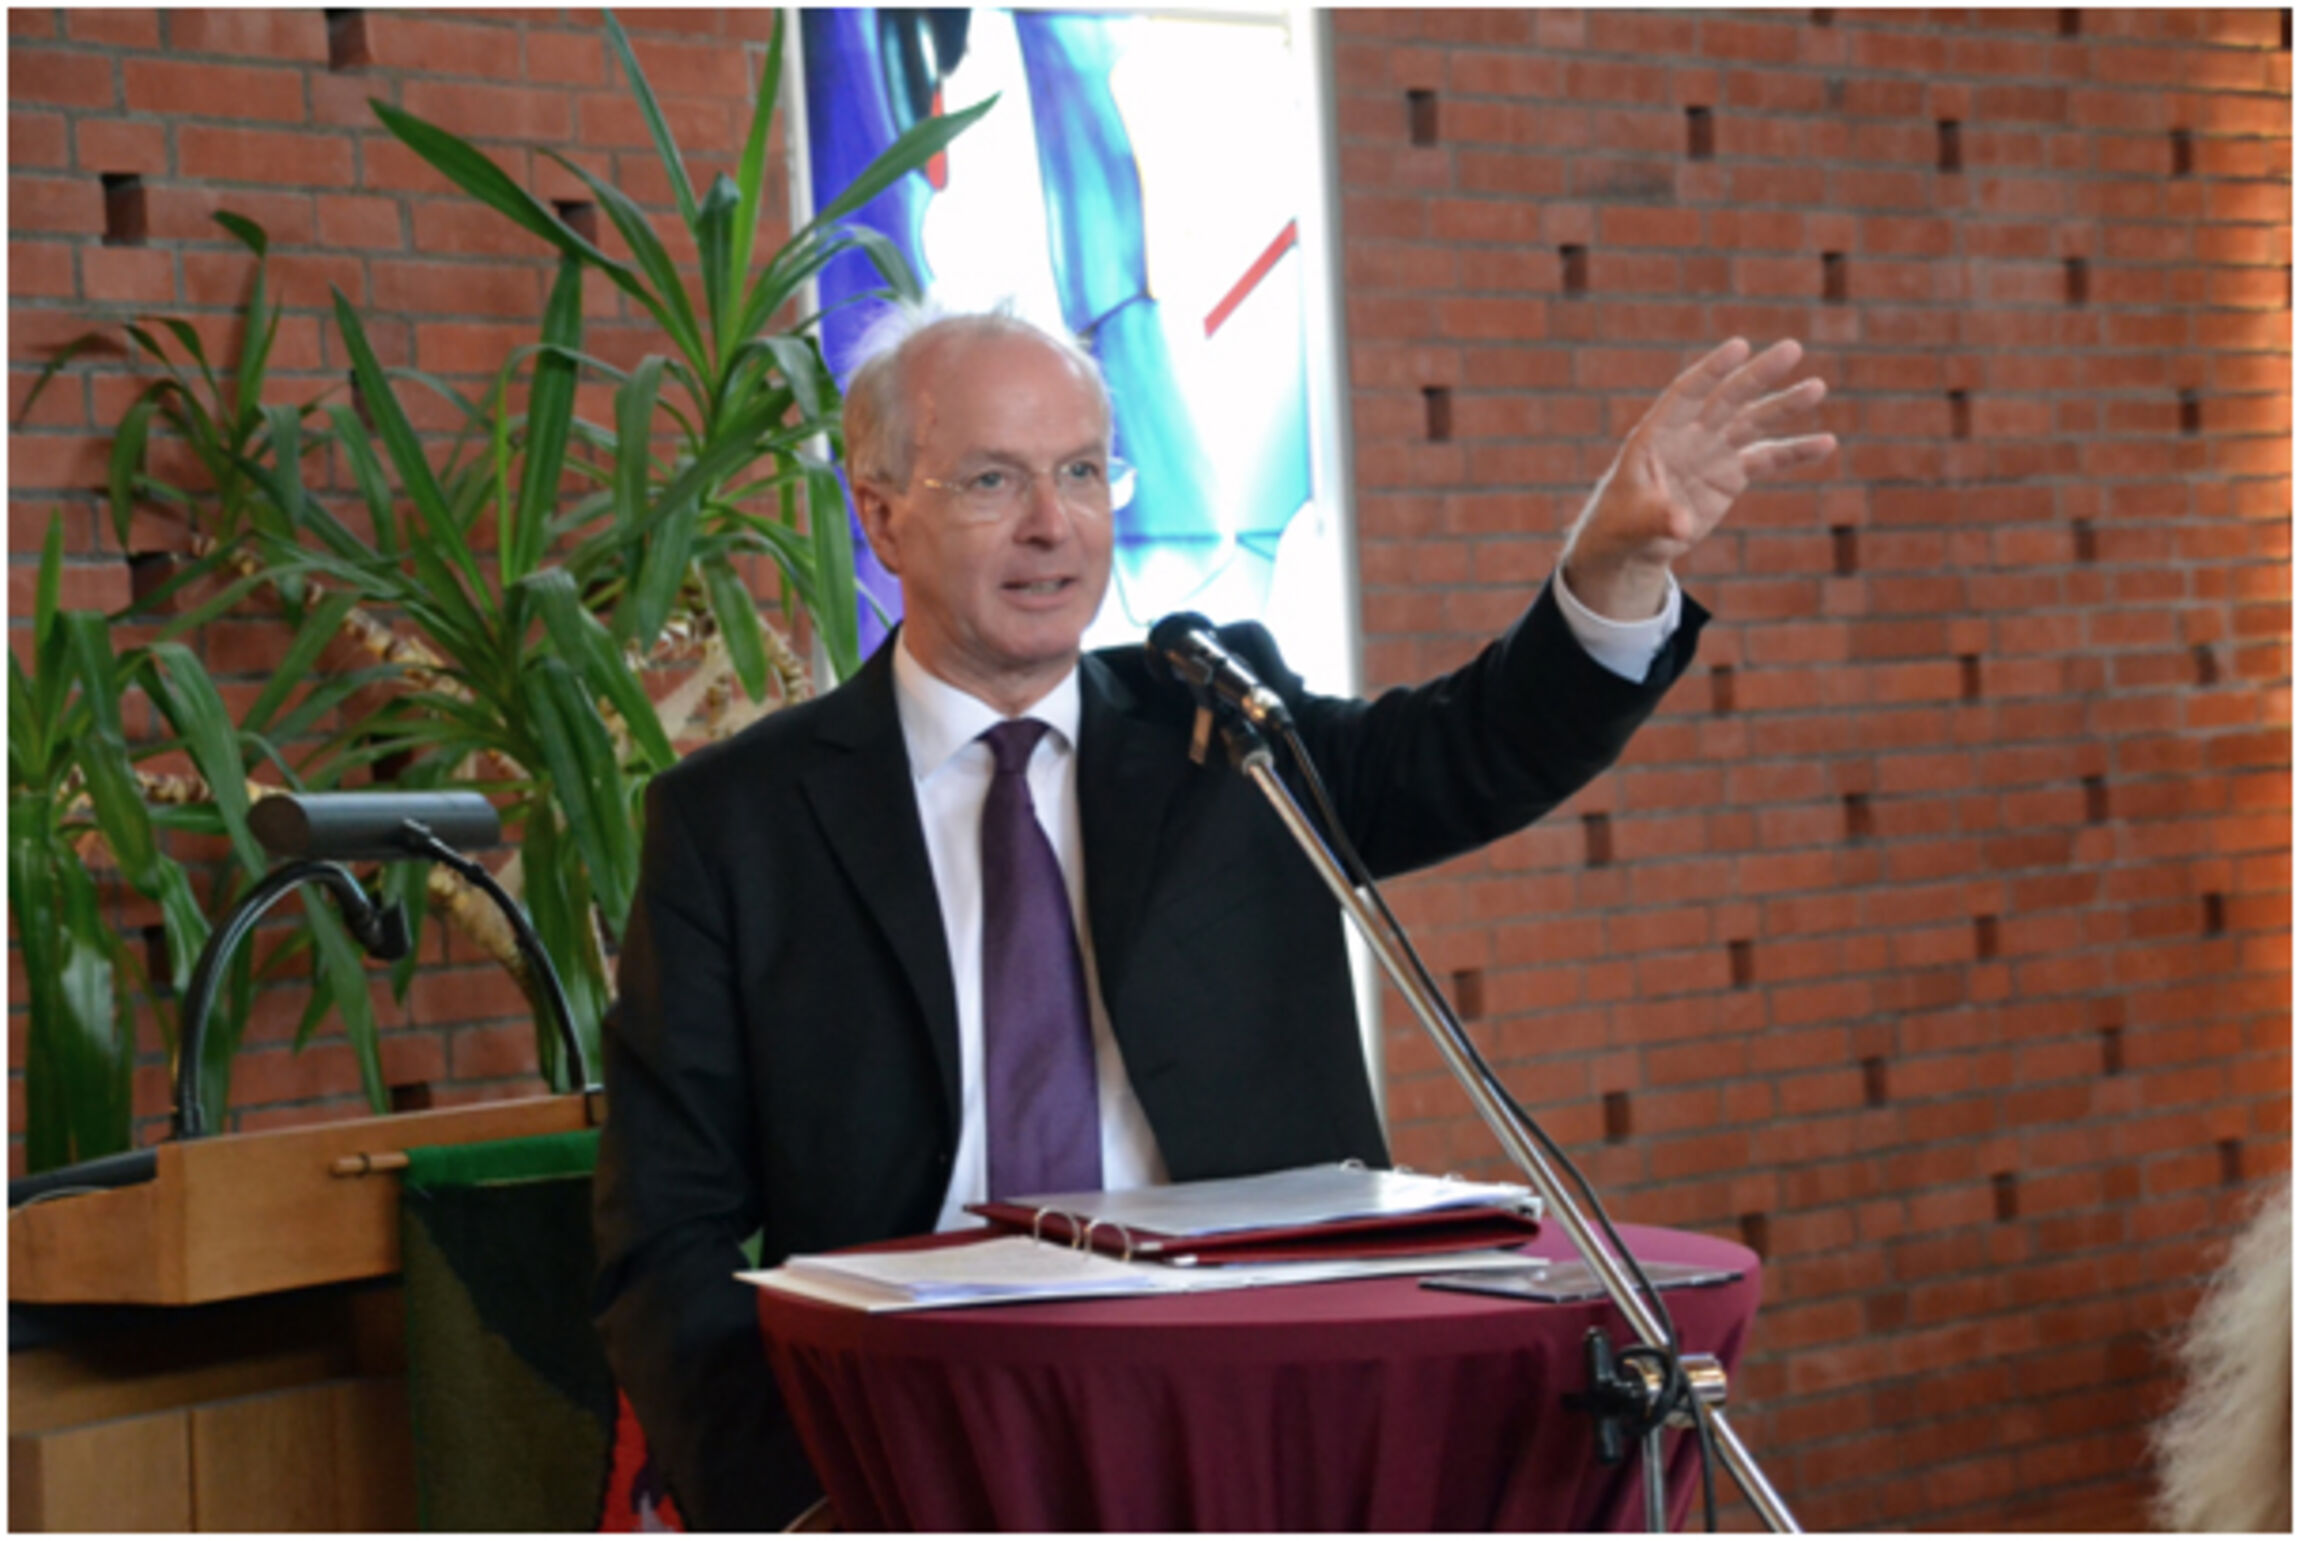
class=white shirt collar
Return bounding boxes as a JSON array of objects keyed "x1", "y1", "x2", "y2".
[{"x1": 890, "y1": 630, "x2": 1081, "y2": 782}]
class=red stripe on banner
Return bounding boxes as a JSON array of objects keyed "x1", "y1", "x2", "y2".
[
  {"x1": 1203, "y1": 219, "x2": 1299, "y2": 337},
  {"x1": 926, "y1": 88, "x2": 949, "y2": 191}
]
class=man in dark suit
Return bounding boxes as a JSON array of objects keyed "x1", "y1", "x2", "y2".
[{"x1": 594, "y1": 312, "x2": 1835, "y2": 1529}]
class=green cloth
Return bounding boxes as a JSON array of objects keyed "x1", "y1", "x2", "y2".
[
  {"x1": 402, "y1": 1129, "x2": 603, "y2": 1188},
  {"x1": 399, "y1": 1129, "x2": 617, "y2": 1531}
]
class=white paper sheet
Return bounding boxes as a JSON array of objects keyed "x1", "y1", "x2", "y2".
[
  {"x1": 997, "y1": 1163, "x2": 1539, "y2": 1241},
  {"x1": 744, "y1": 1238, "x2": 1535, "y2": 1314}
]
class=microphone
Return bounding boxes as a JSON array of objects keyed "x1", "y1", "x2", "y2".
[
  {"x1": 249, "y1": 791, "x2": 502, "y2": 862},
  {"x1": 1147, "y1": 612, "x2": 1292, "y2": 729}
]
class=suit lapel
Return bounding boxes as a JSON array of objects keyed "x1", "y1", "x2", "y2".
[
  {"x1": 1077, "y1": 654, "x2": 1195, "y2": 1009},
  {"x1": 799, "y1": 644, "x2": 964, "y2": 1130}
]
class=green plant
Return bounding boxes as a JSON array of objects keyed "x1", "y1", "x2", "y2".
[
  {"x1": 12, "y1": 219, "x2": 416, "y2": 1161},
  {"x1": 266, "y1": 10, "x2": 993, "y2": 1075},
  {"x1": 5, "y1": 517, "x2": 389, "y2": 1163},
  {"x1": 373, "y1": 11, "x2": 990, "y2": 685},
  {"x1": 10, "y1": 9, "x2": 992, "y2": 1149}
]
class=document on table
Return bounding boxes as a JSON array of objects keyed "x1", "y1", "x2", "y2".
[
  {"x1": 744, "y1": 1236, "x2": 1536, "y2": 1314},
  {"x1": 967, "y1": 1162, "x2": 1543, "y2": 1263}
]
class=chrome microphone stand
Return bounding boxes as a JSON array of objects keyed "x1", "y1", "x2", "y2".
[{"x1": 1204, "y1": 706, "x2": 1801, "y2": 1533}]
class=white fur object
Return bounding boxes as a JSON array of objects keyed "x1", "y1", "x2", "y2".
[{"x1": 2153, "y1": 1174, "x2": 2293, "y2": 1532}]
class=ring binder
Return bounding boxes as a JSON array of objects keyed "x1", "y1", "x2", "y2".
[
  {"x1": 1079, "y1": 1219, "x2": 1136, "y2": 1264},
  {"x1": 970, "y1": 1164, "x2": 1542, "y2": 1266}
]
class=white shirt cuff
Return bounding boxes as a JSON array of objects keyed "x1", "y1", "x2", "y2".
[{"x1": 1553, "y1": 568, "x2": 1682, "y2": 684}]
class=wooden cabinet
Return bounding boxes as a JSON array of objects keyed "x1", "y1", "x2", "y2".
[{"x1": 9, "y1": 1095, "x2": 592, "y2": 1531}]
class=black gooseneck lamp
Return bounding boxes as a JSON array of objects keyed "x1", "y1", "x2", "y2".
[
  {"x1": 9, "y1": 792, "x2": 589, "y2": 1207},
  {"x1": 204, "y1": 790, "x2": 593, "y2": 1132}
]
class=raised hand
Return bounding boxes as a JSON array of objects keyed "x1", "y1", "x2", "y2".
[{"x1": 1560, "y1": 338, "x2": 1838, "y2": 621}]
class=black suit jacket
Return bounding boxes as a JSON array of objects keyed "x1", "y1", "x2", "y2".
[{"x1": 593, "y1": 580, "x2": 1705, "y2": 1528}]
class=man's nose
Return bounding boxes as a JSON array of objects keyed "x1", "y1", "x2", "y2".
[{"x1": 1012, "y1": 471, "x2": 1072, "y2": 542}]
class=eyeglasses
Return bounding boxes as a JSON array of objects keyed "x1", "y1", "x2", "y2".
[{"x1": 914, "y1": 456, "x2": 1136, "y2": 523}]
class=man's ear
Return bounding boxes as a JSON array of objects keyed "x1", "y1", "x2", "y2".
[{"x1": 853, "y1": 481, "x2": 902, "y2": 575}]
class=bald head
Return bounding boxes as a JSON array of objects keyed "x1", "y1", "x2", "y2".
[{"x1": 842, "y1": 307, "x2": 1111, "y2": 493}]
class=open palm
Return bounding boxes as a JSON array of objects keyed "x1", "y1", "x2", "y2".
[{"x1": 1564, "y1": 338, "x2": 1837, "y2": 618}]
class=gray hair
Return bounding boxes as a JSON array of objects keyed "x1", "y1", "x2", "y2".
[{"x1": 840, "y1": 300, "x2": 1111, "y2": 491}]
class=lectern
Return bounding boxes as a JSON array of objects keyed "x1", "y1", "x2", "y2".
[{"x1": 9, "y1": 1093, "x2": 596, "y2": 1530}]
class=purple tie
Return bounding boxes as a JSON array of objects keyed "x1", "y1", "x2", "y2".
[{"x1": 979, "y1": 719, "x2": 1103, "y2": 1200}]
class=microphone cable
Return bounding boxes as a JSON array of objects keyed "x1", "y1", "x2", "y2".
[{"x1": 1272, "y1": 719, "x2": 1721, "y2": 1531}]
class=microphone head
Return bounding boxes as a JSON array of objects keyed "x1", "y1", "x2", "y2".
[{"x1": 1146, "y1": 611, "x2": 1218, "y2": 682}]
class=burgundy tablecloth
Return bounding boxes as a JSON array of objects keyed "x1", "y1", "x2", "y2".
[{"x1": 757, "y1": 1223, "x2": 1759, "y2": 1532}]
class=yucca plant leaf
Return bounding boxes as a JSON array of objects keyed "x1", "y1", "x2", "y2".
[
  {"x1": 154, "y1": 317, "x2": 219, "y2": 396},
  {"x1": 384, "y1": 363, "x2": 494, "y2": 438},
  {"x1": 532, "y1": 342, "x2": 631, "y2": 386},
  {"x1": 718, "y1": 508, "x2": 821, "y2": 622},
  {"x1": 602, "y1": 11, "x2": 698, "y2": 228},
  {"x1": 714, "y1": 343, "x2": 808, "y2": 446},
  {"x1": 524, "y1": 658, "x2": 636, "y2": 930},
  {"x1": 232, "y1": 258, "x2": 277, "y2": 436},
  {"x1": 803, "y1": 95, "x2": 998, "y2": 241},
  {"x1": 325, "y1": 404, "x2": 403, "y2": 557},
  {"x1": 301, "y1": 894, "x2": 389, "y2": 1113},
  {"x1": 204, "y1": 938, "x2": 261, "y2": 1128},
  {"x1": 50, "y1": 846, "x2": 135, "y2": 1166},
  {"x1": 213, "y1": 209, "x2": 268, "y2": 258},
  {"x1": 835, "y1": 220, "x2": 926, "y2": 306},
  {"x1": 14, "y1": 331, "x2": 104, "y2": 427},
  {"x1": 370, "y1": 100, "x2": 631, "y2": 276},
  {"x1": 60, "y1": 612, "x2": 162, "y2": 880},
  {"x1": 547, "y1": 484, "x2": 617, "y2": 540},
  {"x1": 9, "y1": 652, "x2": 47, "y2": 785},
  {"x1": 758, "y1": 333, "x2": 832, "y2": 423},
  {"x1": 520, "y1": 568, "x2": 676, "y2": 772},
  {"x1": 380, "y1": 855, "x2": 431, "y2": 1003},
  {"x1": 35, "y1": 511, "x2": 63, "y2": 650},
  {"x1": 622, "y1": 490, "x2": 699, "y2": 653},
  {"x1": 803, "y1": 458, "x2": 859, "y2": 679},
  {"x1": 139, "y1": 550, "x2": 311, "y2": 647},
  {"x1": 105, "y1": 392, "x2": 161, "y2": 549},
  {"x1": 10, "y1": 820, "x2": 74, "y2": 1171},
  {"x1": 616, "y1": 393, "x2": 786, "y2": 550},
  {"x1": 702, "y1": 554, "x2": 769, "y2": 702},
  {"x1": 288, "y1": 934, "x2": 332, "y2": 1049},
  {"x1": 696, "y1": 172, "x2": 740, "y2": 356},
  {"x1": 142, "y1": 642, "x2": 266, "y2": 876},
  {"x1": 261, "y1": 664, "x2": 400, "y2": 749},
  {"x1": 256, "y1": 401, "x2": 316, "y2": 534},
  {"x1": 726, "y1": 11, "x2": 785, "y2": 305},
  {"x1": 538, "y1": 151, "x2": 707, "y2": 371},
  {"x1": 519, "y1": 804, "x2": 606, "y2": 1090},
  {"x1": 507, "y1": 256, "x2": 585, "y2": 585},
  {"x1": 736, "y1": 215, "x2": 940, "y2": 354},
  {"x1": 331, "y1": 289, "x2": 492, "y2": 623},
  {"x1": 145, "y1": 856, "x2": 211, "y2": 997},
  {"x1": 239, "y1": 407, "x2": 309, "y2": 614},
  {"x1": 730, "y1": 229, "x2": 866, "y2": 359},
  {"x1": 128, "y1": 542, "x2": 269, "y2": 639},
  {"x1": 241, "y1": 590, "x2": 360, "y2": 740},
  {"x1": 278, "y1": 487, "x2": 376, "y2": 573},
  {"x1": 611, "y1": 355, "x2": 666, "y2": 534}
]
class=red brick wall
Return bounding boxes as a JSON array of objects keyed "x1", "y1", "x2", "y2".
[
  {"x1": 1334, "y1": 7, "x2": 2291, "y2": 1531},
  {"x1": 5, "y1": 7, "x2": 2291, "y2": 1533},
  {"x1": 8, "y1": 7, "x2": 784, "y2": 1145}
]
